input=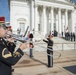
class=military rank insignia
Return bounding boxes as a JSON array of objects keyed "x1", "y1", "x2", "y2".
[
  {"x1": 13, "y1": 52, "x2": 22, "y2": 57},
  {"x1": 2, "y1": 48, "x2": 12, "y2": 58}
]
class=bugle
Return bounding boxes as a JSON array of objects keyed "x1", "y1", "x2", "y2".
[
  {"x1": 15, "y1": 39, "x2": 27, "y2": 43},
  {"x1": 6, "y1": 34, "x2": 27, "y2": 43}
]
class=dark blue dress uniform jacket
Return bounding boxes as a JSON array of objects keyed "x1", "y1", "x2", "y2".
[
  {"x1": 0, "y1": 38, "x2": 24, "y2": 75},
  {"x1": 43, "y1": 38, "x2": 53, "y2": 54}
]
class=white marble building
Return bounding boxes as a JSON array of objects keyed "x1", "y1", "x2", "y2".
[{"x1": 8, "y1": 0, "x2": 76, "y2": 36}]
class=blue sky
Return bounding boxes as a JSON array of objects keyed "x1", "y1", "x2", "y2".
[
  {"x1": 0, "y1": 0, "x2": 10, "y2": 22},
  {"x1": 0, "y1": 0, "x2": 76, "y2": 22},
  {"x1": 73, "y1": 0, "x2": 76, "y2": 2}
]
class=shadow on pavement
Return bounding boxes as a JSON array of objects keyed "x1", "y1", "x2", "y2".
[{"x1": 63, "y1": 65, "x2": 76, "y2": 74}]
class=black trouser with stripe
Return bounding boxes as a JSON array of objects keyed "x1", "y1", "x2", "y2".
[
  {"x1": 30, "y1": 48, "x2": 33, "y2": 57},
  {"x1": 47, "y1": 48, "x2": 53, "y2": 67}
]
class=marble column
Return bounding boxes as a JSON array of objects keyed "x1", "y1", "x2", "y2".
[
  {"x1": 71, "y1": 10, "x2": 75, "y2": 32},
  {"x1": 62, "y1": 14, "x2": 65, "y2": 36},
  {"x1": 43, "y1": 6, "x2": 47, "y2": 35},
  {"x1": 34, "y1": 5, "x2": 38, "y2": 32},
  {"x1": 51, "y1": 7, "x2": 54, "y2": 32},
  {"x1": 65, "y1": 9, "x2": 68, "y2": 30},
  {"x1": 30, "y1": 0, "x2": 34, "y2": 31},
  {"x1": 58, "y1": 8, "x2": 61, "y2": 35},
  {"x1": 55, "y1": 13, "x2": 58, "y2": 33}
]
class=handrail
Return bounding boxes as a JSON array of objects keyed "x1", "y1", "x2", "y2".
[{"x1": 54, "y1": 42, "x2": 76, "y2": 50}]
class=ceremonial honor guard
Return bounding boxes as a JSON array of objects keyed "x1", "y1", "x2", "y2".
[
  {"x1": 43, "y1": 35, "x2": 53, "y2": 67},
  {"x1": 29, "y1": 43, "x2": 34, "y2": 57},
  {"x1": 29, "y1": 32, "x2": 34, "y2": 57}
]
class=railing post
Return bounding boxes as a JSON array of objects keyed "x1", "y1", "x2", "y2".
[
  {"x1": 74, "y1": 43, "x2": 76, "y2": 50},
  {"x1": 62, "y1": 43, "x2": 63, "y2": 51}
]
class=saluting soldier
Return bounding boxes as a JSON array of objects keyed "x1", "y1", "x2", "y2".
[
  {"x1": 0, "y1": 24, "x2": 27, "y2": 75},
  {"x1": 43, "y1": 35, "x2": 54, "y2": 67}
]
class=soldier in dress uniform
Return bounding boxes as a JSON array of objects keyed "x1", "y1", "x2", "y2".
[
  {"x1": 0, "y1": 24, "x2": 27, "y2": 75},
  {"x1": 43, "y1": 34, "x2": 54, "y2": 67},
  {"x1": 29, "y1": 43, "x2": 34, "y2": 57},
  {"x1": 29, "y1": 32, "x2": 34, "y2": 57},
  {"x1": 71, "y1": 32, "x2": 73, "y2": 41},
  {"x1": 73, "y1": 33, "x2": 75, "y2": 41}
]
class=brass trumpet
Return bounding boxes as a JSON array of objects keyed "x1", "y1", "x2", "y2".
[{"x1": 6, "y1": 34, "x2": 27, "y2": 43}]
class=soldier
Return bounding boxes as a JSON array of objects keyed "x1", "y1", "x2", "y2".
[
  {"x1": 29, "y1": 32, "x2": 34, "y2": 41},
  {"x1": 29, "y1": 43, "x2": 34, "y2": 57},
  {"x1": 73, "y1": 33, "x2": 75, "y2": 41},
  {"x1": 29, "y1": 32, "x2": 34, "y2": 57},
  {"x1": 43, "y1": 35, "x2": 54, "y2": 67},
  {"x1": 6, "y1": 28, "x2": 16, "y2": 73},
  {"x1": 62, "y1": 31, "x2": 63, "y2": 38},
  {"x1": 0, "y1": 24, "x2": 27, "y2": 75},
  {"x1": 71, "y1": 32, "x2": 73, "y2": 41}
]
